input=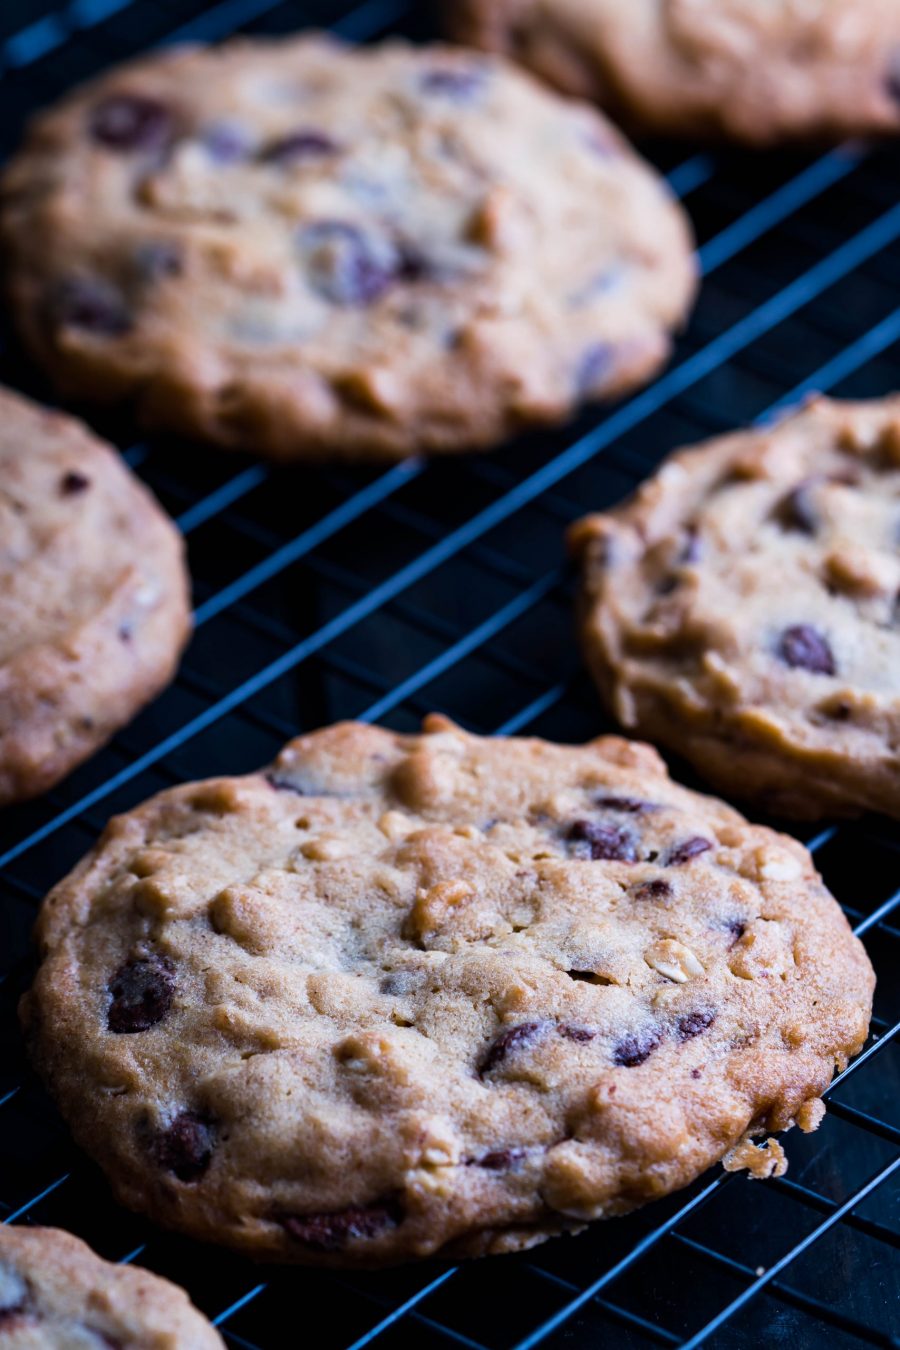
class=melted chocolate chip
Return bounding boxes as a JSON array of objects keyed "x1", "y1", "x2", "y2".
[
  {"x1": 475, "y1": 1148, "x2": 526, "y2": 1171},
  {"x1": 421, "y1": 67, "x2": 485, "y2": 100},
  {"x1": 593, "y1": 795, "x2": 656, "y2": 814},
  {"x1": 577, "y1": 342, "x2": 616, "y2": 395},
  {"x1": 108, "y1": 956, "x2": 174, "y2": 1033},
  {"x1": 667, "y1": 837, "x2": 713, "y2": 867},
  {"x1": 261, "y1": 130, "x2": 339, "y2": 164},
  {"x1": 680, "y1": 527, "x2": 703, "y2": 564},
  {"x1": 60, "y1": 471, "x2": 90, "y2": 495},
  {"x1": 155, "y1": 1111, "x2": 215, "y2": 1182},
  {"x1": 631, "y1": 879, "x2": 673, "y2": 902},
  {"x1": 53, "y1": 277, "x2": 132, "y2": 337},
  {"x1": 133, "y1": 241, "x2": 182, "y2": 283},
  {"x1": 558, "y1": 1023, "x2": 597, "y2": 1043},
  {"x1": 567, "y1": 820, "x2": 637, "y2": 862},
  {"x1": 613, "y1": 1032, "x2": 660, "y2": 1067},
  {"x1": 264, "y1": 772, "x2": 307, "y2": 795},
  {"x1": 480, "y1": 1020, "x2": 548, "y2": 1075},
  {"x1": 724, "y1": 918, "x2": 746, "y2": 944},
  {"x1": 89, "y1": 95, "x2": 172, "y2": 152},
  {"x1": 300, "y1": 221, "x2": 400, "y2": 307},
  {"x1": 779, "y1": 624, "x2": 836, "y2": 676},
  {"x1": 281, "y1": 1199, "x2": 399, "y2": 1250},
  {"x1": 677, "y1": 1009, "x2": 715, "y2": 1041},
  {"x1": 202, "y1": 122, "x2": 252, "y2": 163}
]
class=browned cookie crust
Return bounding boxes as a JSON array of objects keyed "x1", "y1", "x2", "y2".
[
  {"x1": 452, "y1": 0, "x2": 900, "y2": 144},
  {"x1": 24, "y1": 716, "x2": 873, "y2": 1267},
  {"x1": 0, "y1": 1224, "x2": 224, "y2": 1347},
  {"x1": 570, "y1": 397, "x2": 900, "y2": 820},
  {"x1": 0, "y1": 388, "x2": 191, "y2": 806},
  {"x1": 0, "y1": 37, "x2": 695, "y2": 463}
]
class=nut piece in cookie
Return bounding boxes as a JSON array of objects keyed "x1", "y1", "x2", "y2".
[
  {"x1": 23, "y1": 716, "x2": 873, "y2": 1266},
  {"x1": 451, "y1": 0, "x2": 900, "y2": 145},
  {"x1": 569, "y1": 396, "x2": 900, "y2": 819},
  {"x1": 0, "y1": 36, "x2": 695, "y2": 462},
  {"x1": 0, "y1": 386, "x2": 191, "y2": 805},
  {"x1": 0, "y1": 1225, "x2": 223, "y2": 1345}
]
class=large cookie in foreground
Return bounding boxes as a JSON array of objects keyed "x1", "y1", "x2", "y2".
[
  {"x1": 0, "y1": 1224, "x2": 224, "y2": 1347},
  {"x1": 452, "y1": 0, "x2": 900, "y2": 144},
  {"x1": 570, "y1": 397, "x2": 900, "y2": 820},
  {"x1": 0, "y1": 37, "x2": 695, "y2": 463},
  {"x1": 24, "y1": 716, "x2": 873, "y2": 1266},
  {"x1": 0, "y1": 387, "x2": 191, "y2": 806}
]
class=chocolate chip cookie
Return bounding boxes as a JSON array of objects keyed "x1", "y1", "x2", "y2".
[
  {"x1": 0, "y1": 1224, "x2": 224, "y2": 1347},
  {"x1": 0, "y1": 36, "x2": 696, "y2": 463},
  {"x1": 571, "y1": 396, "x2": 900, "y2": 819},
  {"x1": 24, "y1": 716, "x2": 873, "y2": 1266},
  {"x1": 0, "y1": 387, "x2": 191, "y2": 806},
  {"x1": 452, "y1": 1, "x2": 900, "y2": 144}
]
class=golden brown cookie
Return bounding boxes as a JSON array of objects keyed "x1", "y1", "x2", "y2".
[
  {"x1": 0, "y1": 36, "x2": 695, "y2": 463},
  {"x1": 570, "y1": 396, "x2": 900, "y2": 819},
  {"x1": 24, "y1": 716, "x2": 873, "y2": 1266},
  {"x1": 452, "y1": 0, "x2": 900, "y2": 144},
  {"x1": 0, "y1": 1224, "x2": 223, "y2": 1347},
  {"x1": 0, "y1": 387, "x2": 191, "y2": 806}
]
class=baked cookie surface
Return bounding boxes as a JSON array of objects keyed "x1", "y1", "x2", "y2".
[
  {"x1": 0, "y1": 36, "x2": 695, "y2": 463},
  {"x1": 0, "y1": 388, "x2": 191, "y2": 806},
  {"x1": 452, "y1": 0, "x2": 900, "y2": 144},
  {"x1": 571, "y1": 397, "x2": 900, "y2": 819},
  {"x1": 24, "y1": 716, "x2": 873, "y2": 1266},
  {"x1": 0, "y1": 1224, "x2": 223, "y2": 1347}
]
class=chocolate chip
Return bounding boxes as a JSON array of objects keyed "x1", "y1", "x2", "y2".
[
  {"x1": 558, "y1": 1023, "x2": 597, "y2": 1042},
  {"x1": 108, "y1": 956, "x2": 174, "y2": 1033},
  {"x1": 778, "y1": 479, "x2": 819, "y2": 533},
  {"x1": 299, "y1": 221, "x2": 400, "y2": 306},
  {"x1": 593, "y1": 795, "x2": 656, "y2": 814},
  {"x1": 281, "y1": 1199, "x2": 399, "y2": 1250},
  {"x1": 480, "y1": 1020, "x2": 548, "y2": 1075},
  {"x1": 724, "y1": 918, "x2": 746, "y2": 944},
  {"x1": 52, "y1": 277, "x2": 132, "y2": 337},
  {"x1": 155, "y1": 1111, "x2": 215, "y2": 1182},
  {"x1": 613, "y1": 1032, "x2": 660, "y2": 1067},
  {"x1": 60, "y1": 471, "x2": 90, "y2": 495},
  {"x1": 680, "y1": 527, "x2": 703, "y2": 564},
  {"x1": 667, "y1": 837, "x2": 713, "y2": 867},
  {"x1": 261, "y1": 130, "x2": 339, "y2": 164},
  {"x1": 202, "y1": 122, "x2": 252, "y2": 163},
  {"x1": 474, "y1": 1148, "x2": 526, "y2": 1171},
  {"x1": 577, "y1": 342, "x2": 616, "y2": 395},
  {"x1": 677, "y1": 1009, "x2": 715, "y2": 1040},
  {"x1": 779, "y1": 624, "x2": 836, "y2": 676},
  {"x1": 631, "y1": 879, "x2": 673, "y2": 902},
  {"x1": 567, "y1": 819, "x2": 637, "y2": 862},
  {"x1": 420, "y1": 67, "x2": 485, "y2": 100},
  {"x1": 133, "y1": 241, "x2": 182, "y2": 283},
  {"x1": 264, "y1": 772, "x2": 307, "y2": 795},
  {"x1": 89, "y1": 95, "x2": 172, "y2": 152}
]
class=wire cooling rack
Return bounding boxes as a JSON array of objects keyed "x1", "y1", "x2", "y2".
[{"x1": 1, "y1": 1, "x2": 900, "y2": 1345}]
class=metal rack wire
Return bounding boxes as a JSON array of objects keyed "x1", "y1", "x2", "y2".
[{"x1": 0, "y1": 1, "x2": 899, "y2": 1346}]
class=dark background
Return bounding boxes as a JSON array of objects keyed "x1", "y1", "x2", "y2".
[{"x1": 0, "y1": 2, "x2": 899, "y2": 1347}]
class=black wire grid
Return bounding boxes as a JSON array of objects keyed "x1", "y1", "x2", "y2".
[{"x1": 0, "y1": 1, "x2": 899, "y2": 1346}]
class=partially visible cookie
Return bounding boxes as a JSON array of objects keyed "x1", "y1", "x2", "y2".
[
  {"x1": 0, "y1": 1224, "x2": 224, "y2": 1347},
  {"x1": 570, "y1": 396, "x2": 900, "y2": 819},
  {"x1": 0, "y1": 388, "x2": 191, "y2": 805},
  {"x1": 24, "y1": 716, "x2": 873, "y2": 1267},
  {"x1": 452, "y1": 1, "x2": 900, "y2": 144},
  {"x1": 0, "y1": 36, "x2": 695, "y2": 463}
]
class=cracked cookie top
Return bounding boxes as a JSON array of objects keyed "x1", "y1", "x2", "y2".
[
  {"x1": 571, "y1": 397, "x2": 900, "y2": 819},
  {"x1": 25, "y1": 716, "x2": 872, "y2": 1266},
  {"x1": 0, "y1": 36, "x2": 695, "y2": 462}
]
